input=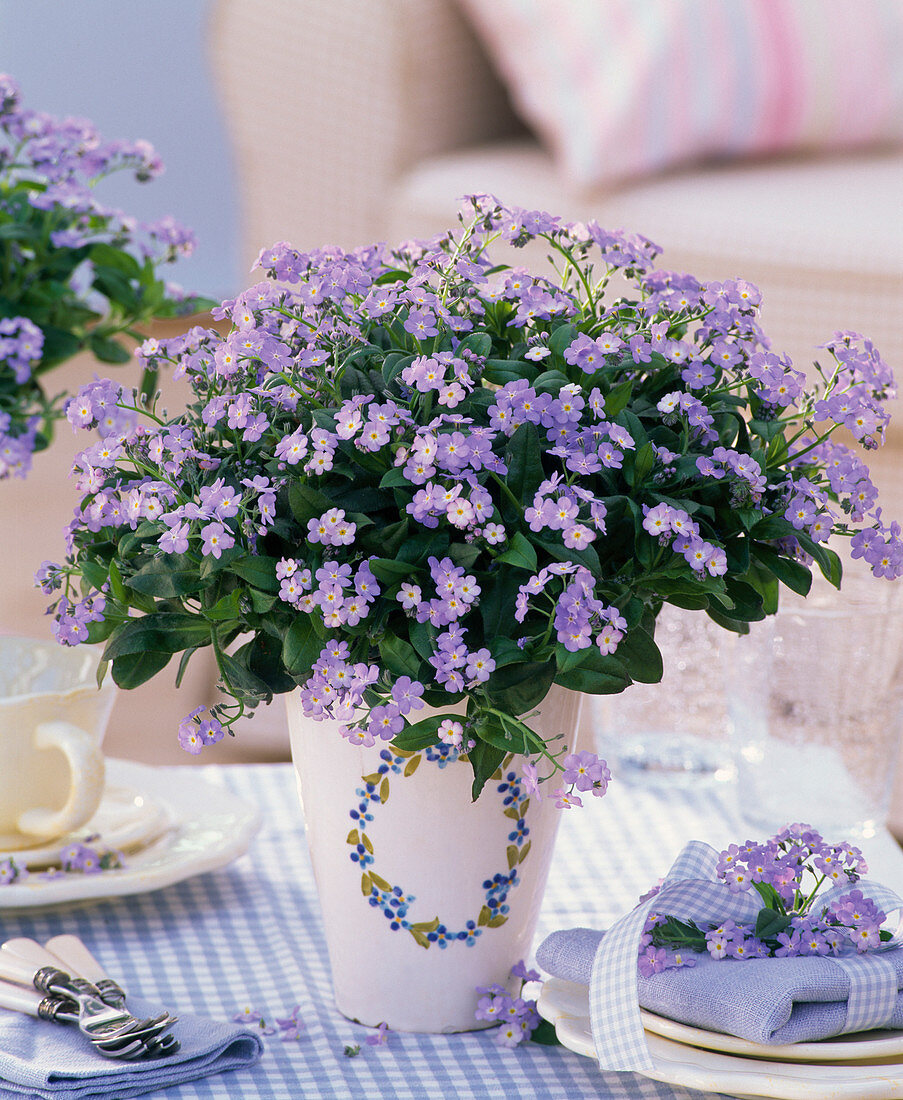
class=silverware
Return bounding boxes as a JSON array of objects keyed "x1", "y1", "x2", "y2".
[
  {"x1": 0, "y1": 941, "x2": 173, "y2": 1059},
  {"x1": 43, "y1": 934, "x2": 180, "y2": 1057}
]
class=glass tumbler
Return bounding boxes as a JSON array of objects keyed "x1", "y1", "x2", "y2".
[{"x1": 726, "y1": 571, "x2": 903, "y2": 839}]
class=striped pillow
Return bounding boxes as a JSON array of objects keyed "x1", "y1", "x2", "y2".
[{"x1": 458, "y1": 0, "x2": 903, "y2": 188}]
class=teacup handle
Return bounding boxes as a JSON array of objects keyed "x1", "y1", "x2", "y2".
[{"x1": 16, "y1": 721, "x2": 105, "y2": 840}]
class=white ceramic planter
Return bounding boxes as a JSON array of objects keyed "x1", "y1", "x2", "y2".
[{"x1": 287, "y1": 684, "x2": 582, "y2": 1033}]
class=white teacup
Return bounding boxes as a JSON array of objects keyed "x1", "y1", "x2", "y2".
[{"x1": 0, "y1": 636, "x2": 115, "y2": 851}]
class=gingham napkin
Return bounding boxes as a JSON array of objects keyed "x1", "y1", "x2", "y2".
[
  {"x1": 537, "y1": 840, "x2": 903, "y2": 1073},
  {"x1": 0, "y1": 997, "x2": 264, "y2": 1099}
]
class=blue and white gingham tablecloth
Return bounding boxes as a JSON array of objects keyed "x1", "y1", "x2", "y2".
[{"x1": 4, "y1": 761, "x2": 903, "y2": 1099}]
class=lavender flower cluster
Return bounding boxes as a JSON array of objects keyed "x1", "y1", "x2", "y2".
[
  {"x1": 475, "y1": 960, "x2": 544, "y2": 1048},
  {"x1": 0, "y1": 839, "x2": 124, "y2": 886},
  {"x1": 643, "y1": 824, "x2": 889, "y2": 976},
  {"x1": 38, "y1": 194, "x2": 899, "y2": 797},
  {"x1": 0, "y1": 73, "x2": 207, "y2": 478}
]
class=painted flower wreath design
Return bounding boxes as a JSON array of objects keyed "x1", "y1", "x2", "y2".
[{"x1": 346, "y1": 748, "x2": 531, "y2": 948}]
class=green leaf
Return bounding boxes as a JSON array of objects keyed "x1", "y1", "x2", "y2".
[
  {"x1": 755, "y1": 908, "x2": 792, "y2": 941},
  {"x1": 477, "y1": 719, "x2": 531, "y2": 756},
  {"x1": 504, "y1": 423, "x2": 544, "y2": 505},
  {"x1": 751, "y1": 515, "x2": 797, "y2": 541},
  {"x1": 103, "y1": 613, "x2": 211, "y2": 661},
  {"x1": 282, "y1": 615, "x2": 322, "y2": 677},
  {"x1": 287, "y1": 482, "x2": 332, "y2": 525},
  {"x1": 533, "y1": 534, "x2": 600, "y2": 573},
  {"x1": 482, "y1": 357, "x2": 538, "y2": 385},
  {"x1": 230, "y1": 555, "x2": 280, "y2": 593},
  {"x1": 128, "y1": 555, "x2": 207, "y2": 598},
  {"x1": 468, "y1": 740, "x2": 507, "y2": 801},
  {"x1": 616, "y1": 627, "x2": 663, "y2": 684},
  {"x1": 110, "y1": 649, "x2": 172, "y2": 689},
  {"x1": 484, "y1": 658, "x2": 556, "y2": 715},
  {"x1": 88, "y1": 332, "x2": 131, "y2": 364},
  {"x1": 369, "y1": 557, "x2": 418, "y2": 584},
  {"x1": 392, "y1": 713, "x2": 462, "y2": 752},
  {"x1": 794, "y1": 532, "x2": 843, "y2": 589},
  {"x1": 495, "y1": 530, "x2": 538, "y2": 572},
  {"x1": 379, "y1": 633, "x2": 421, "y2": 679},
  {"x1": 89, "y1": 242, "x2": 142, "y2": 279},
  {"x1": 604, "y1": 378, "x2": 634, "y2": 418},
  {"x1": 37, "y1": 325, "x2": 82, "y2": 368},
  {"x1": 214, "y1": 645, "x2": 273, "y2": 702},
  {"x1": 528, "y1": 1018, "x2": 562, "y2": 1047},
  {"x1": 555, "y1": 657, "x2": 631, "y2": 695},
  {"x1": 627, "y1": 441, "x2": 656, "y2": 487},
  {"x1": 204, "y1": 590, "x2": 243, "y2": 621},
  {"x1": 92, "y1": 266, "x2": 138, "y2": 310},
  {"x1": 548, "y1": 323, "x2": 579, "y2": 359},
  {"x1": 751, "y1": 543, "x2": 812, "y2": 597}
]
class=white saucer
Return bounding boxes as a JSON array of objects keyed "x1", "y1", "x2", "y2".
[
  {"x1": 641, "y1": 1007, "x2": 903, "y2": 1063},
  {"x1": 538, "y1": 978, "x2": 903, "y2": 1100},
  {"x1": 0, "y1": 759, "x2": 260, "y2": 908},
  {"x1": 0, "y1": 783, "x2": 170, "y2": 869}
]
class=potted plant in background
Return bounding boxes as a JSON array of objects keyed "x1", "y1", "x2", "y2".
[
  {"x1": 0, "y1": 73, "x2": 211, "y2": 480},
  {"x1": 38, "y1": 194, "x2": 900, "y2": 1031}
]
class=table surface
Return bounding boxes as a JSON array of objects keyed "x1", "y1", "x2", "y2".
[{"x1": 5, "y1": 761, "x2": 903, "y2": 1100}]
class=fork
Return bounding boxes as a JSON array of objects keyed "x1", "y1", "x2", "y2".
[
  {"x1": 0, "y1": 943, "x2": 171, "y2": 1055},
  {"x1": 43, "y1": 934, "x2": 180, "y2": 1057}
]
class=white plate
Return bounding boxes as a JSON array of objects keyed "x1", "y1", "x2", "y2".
[
  {"x1": 0, "y1": 783, "x2": 169, "y2": 869},
  {"x1": 0, "y1": 759, "x2": 260, "y2": 908},
  {"x1": 641, "y1": 1007, "x2": 903, "y2": 1063},
  {"x1": 537, "y1": 978, "x2": 903, "y2": 1100}
]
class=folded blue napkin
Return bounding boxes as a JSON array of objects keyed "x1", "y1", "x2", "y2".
[
  {"x1": 0, "y1": 996, "x2": 264, "y2": 1099},
  {"x1": 537, "y1": 926, "x2": 903, "y2": 1046}
]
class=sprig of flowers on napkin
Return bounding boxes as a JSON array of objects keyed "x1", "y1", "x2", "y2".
[{"x1": 640, "y1": 823, "x2": 885, "y2": 977}]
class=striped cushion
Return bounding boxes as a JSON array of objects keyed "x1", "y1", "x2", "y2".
[{"x1": 458, "y1": 0, "x2": 903, "y2": 188}]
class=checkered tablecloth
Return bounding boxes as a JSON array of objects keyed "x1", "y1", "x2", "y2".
[{"x1": 5, "y1": 762, "x2": 902, "y2": 1099}]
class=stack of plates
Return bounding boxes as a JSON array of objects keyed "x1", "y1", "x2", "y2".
[
  {"x1": 0, "y1": 758, "x2": 260, "y2": 908},
  {"x1": 538, "y1": 978, "x2": 903, "y2": 1099}
]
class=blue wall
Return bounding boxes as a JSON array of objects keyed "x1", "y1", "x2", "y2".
[{"x1": 0, "y1": 0, "x2": 240, "y2": 300}]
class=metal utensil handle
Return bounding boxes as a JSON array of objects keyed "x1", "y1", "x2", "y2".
[{"x1": 44, "y1": 934, "x2": 127, "y2": 1003}]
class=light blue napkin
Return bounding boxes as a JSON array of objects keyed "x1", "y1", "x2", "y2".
[
  {"x1": 537, "y1": 927, "x2": 903, "y2": 1045},
  {"x1": 0, "y1": 996, "x2": 264, "y2": 1099}
]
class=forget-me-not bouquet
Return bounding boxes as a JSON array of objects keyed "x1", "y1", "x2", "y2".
[
  {"x1": 37, "y1": 193, "x2": 900, "y2": 800},
  {"x1": 0, "y1": 73, "x2": 210, "y2": 478}
]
